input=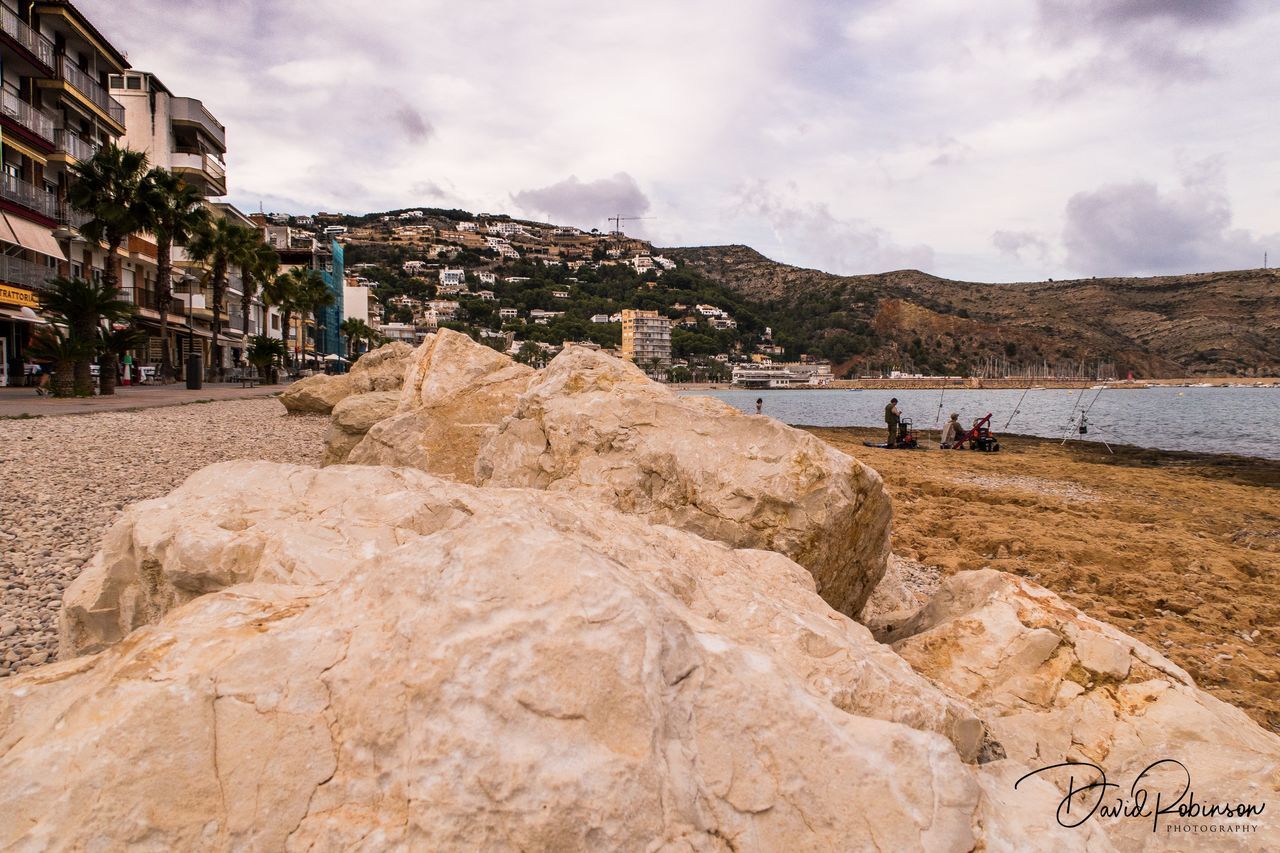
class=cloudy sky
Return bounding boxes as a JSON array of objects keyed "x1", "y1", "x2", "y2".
[{"x1": 94, "y1": 0, "x2": 1279, "y2": 281}]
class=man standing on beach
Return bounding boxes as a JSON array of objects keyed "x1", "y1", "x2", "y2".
[{"x1": 885, "y1": 398, "x2": 901, "y2": 446}]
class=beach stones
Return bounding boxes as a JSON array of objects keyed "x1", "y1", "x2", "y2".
[{"x1": 476, "y1": 346, "x2": 893, "y2": 619}]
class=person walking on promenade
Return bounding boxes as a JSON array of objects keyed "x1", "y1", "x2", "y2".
[
  {"x1": 756, "y1": 398, "x2": 763, "y2": 415},
  {"x1": 885, "y1": 398, "x2": 901, "y2": 446}
]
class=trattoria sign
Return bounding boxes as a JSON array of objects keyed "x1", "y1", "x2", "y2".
[{"x1": 0, "y1": 284, "x2": 38, "y2": 308}]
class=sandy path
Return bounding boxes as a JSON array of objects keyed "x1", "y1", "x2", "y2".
[
  {"x1": 0, "y1": 399, "x2": 328, "y2": 677},
  {"x1": 812, "y1": 426, "x2": 1280, "y2": 733}
]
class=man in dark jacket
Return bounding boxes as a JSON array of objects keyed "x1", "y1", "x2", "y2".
[{"x1": 885, "y1": 398, "x2": 901, "y2": 446}]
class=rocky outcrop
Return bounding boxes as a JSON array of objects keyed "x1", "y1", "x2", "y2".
[
  {"x1": 885, "y1": 570, "x2": 1280, "y2": 848},
  {"x1": 26, "y1": 461, "x2": 1002, "y2": 850},
  {"x1": 476, "y1": 346, "x2": 892, "y2": 617},
  {"x1": 345, "y1": 330, "x2": 536, "y2": 482},
  {"x1": 279, "y1": 342, "x2": 415, "y2": 415},
  {"x1": 321, "y1": 391, "x2": 401, "y2": 465}
]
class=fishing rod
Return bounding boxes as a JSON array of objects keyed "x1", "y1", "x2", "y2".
[{"x1": 1003, "y1": 386, "x2": 1031, "y2": 430}]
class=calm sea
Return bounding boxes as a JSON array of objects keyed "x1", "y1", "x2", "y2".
[{"x1": 682, "y1": 387, "x2": 1280, "y2": 461}]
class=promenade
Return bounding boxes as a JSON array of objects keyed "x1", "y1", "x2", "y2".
[{"x1": 0, "y1": 382, "x2": 283, "y2": 418}]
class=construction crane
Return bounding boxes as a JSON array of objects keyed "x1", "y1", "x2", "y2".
[{"x1": 607, "y1": 215, "x2": 652, "y2": 237}]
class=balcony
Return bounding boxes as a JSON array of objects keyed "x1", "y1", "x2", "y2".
[
  {"x1": 0, "y1": 253, "x2": 55, "y2": 290},
  {"x1": 0, "y1": 89, "x2": 54, "y2": 143},
  {"x1": 57, "y1": 202, "x2": 92, "y2": 231},
  {"x1": 1, "y1": 174, "x2": 59, "y2": 220},
  {"x1": 170, "y1": 96, "x2": 226, "y2": 151},
  {"x1": 171, "y1": 150, "x2": 227, "y2": 195},
  {"x1": 53, "y1": 128, "x2": 98, "y2": 162},
  {"x1": 0, "y1": 6, "x2": 55, "y2": 73},
  {"x1": 55, "y1": 56, "x2": 126, "y2": 127}
]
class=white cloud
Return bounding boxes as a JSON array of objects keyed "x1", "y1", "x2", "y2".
[{"x1": 88, "y1": 0, "x2": 1280, "y2": 279}]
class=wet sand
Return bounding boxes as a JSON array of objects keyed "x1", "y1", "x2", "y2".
[{"x1": 810, "y1": 426, "x2": 1280, "y2": 733}]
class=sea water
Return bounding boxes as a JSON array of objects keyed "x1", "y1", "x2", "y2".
[{"x1": 682, "y1": 387, "x2": 1280, "y2": 461}]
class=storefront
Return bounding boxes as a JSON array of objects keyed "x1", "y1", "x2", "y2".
[{"x1": 0, "y1": 284, "x2": 43, "y2": 387}]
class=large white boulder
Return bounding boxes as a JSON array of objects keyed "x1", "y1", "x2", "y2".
[
  {"x1": 279, "y1": 342, "x2": 415, "y2": 415},
  {"x1": 476, "y1": 346, "x2": 893, "y2": 618},
  {"x1": 321, "y1": 391, "x2": 401, "y2": 465},
  {"x1": 11, "y1": 461, "x2": 1032, "y2": 850},
  {"x1": 885, "y1": 570, "x2": 1280, "y2": 849},
  {"x1": 345, "y1": 330, "x2": 536, "y2": 482}
]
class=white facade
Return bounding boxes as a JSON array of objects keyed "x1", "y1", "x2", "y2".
[
  {"x1": 439, "y1": 267, "x2": 465, "y2": 287},
  {"x1": 343, "y1": 285, "x2": 370, "y2": 323}
]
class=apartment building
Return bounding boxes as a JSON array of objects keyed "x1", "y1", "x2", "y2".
[
  {"x1": 109, "y1": 70, "x2": 226, "y2": 197},
  {"x1": 620, "y1": 309, "x2": 671, "y2": 375},
  {"x1": 0, "y1": 0, "x2": 129, "y2": 383}
]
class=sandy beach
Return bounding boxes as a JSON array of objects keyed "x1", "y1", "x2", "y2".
[{"x1": 812, "y1": 426, "x2": 1280, "y2": 732}]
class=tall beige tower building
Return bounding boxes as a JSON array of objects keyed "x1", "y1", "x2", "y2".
[{"x1": 620, "y1": 309, "x2": 671, "y2": 376}]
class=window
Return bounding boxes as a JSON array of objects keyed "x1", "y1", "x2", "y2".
[
  {"x1": 126, "y1": 76, "x2": 142, "y2": 90},
  {"x1": 109, "y1": 75, "x2": 124, "y2": 89}
]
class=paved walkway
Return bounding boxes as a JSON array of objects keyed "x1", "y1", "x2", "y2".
[{"x1": 0, "y1": 382, "x2": 285, "y2": 418}]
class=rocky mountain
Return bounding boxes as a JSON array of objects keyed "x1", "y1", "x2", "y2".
[{"x1": 666, "y1": 245, "x2": 1280, "y2": 378}]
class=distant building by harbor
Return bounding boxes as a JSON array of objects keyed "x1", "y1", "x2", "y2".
[
  {"x1": 732, "y1": 361, "x2": 834, "y2": 389},
  {"x1": 620, "y1": 309, "x2": 671, "y2": 376}
]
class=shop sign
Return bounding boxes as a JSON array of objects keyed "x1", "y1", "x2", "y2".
[{"x1": 0, "y1": 284, "x2": 39, "y2": 308}]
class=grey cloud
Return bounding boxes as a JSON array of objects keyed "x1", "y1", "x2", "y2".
[
  {"x1": 512, "y1": 173, "x2": 651, "y2": 230},
  {"x1": 1062, "y1": 163, "x2": 1273, "y2": 276},
  {"x1": 393, "y1": 105, "x2": 433, "y2": 143},
  {"x1": 992, "y1": 230, "x2": 1050, "y2": 261},
  {"x1": 1040, "y1": 0, "x2": 1246, "y2": 33},
  {"x1": 731, "y1": 181, "x2": 934, "y2": 274},
  {"x1": 1037, "y1": 0, "x2": 1251, "y2": 88}
]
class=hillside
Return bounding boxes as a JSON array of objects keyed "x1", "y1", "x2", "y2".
[{"x1": 665, "y1": 245, "x2": 1280, "y2": 378}]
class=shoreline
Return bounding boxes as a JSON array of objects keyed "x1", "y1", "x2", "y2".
[{"x1": 671, "y1": 377, "x2": 1280, "y2": 391}]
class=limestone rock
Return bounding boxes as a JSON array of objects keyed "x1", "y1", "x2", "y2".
[
  {"x1": 886, "y1": 570, "x2": 1280, "y2": 848},
  {"x1": 278, "y1": 342, "x2": 414, "y2": 415},
  {"x1": 346, "y1": 330, "x2": 535, "y2": 483},
  {"x1": 321, "y1": 391, "x2": 400, "y2": 465},
  {"x1": 476, "y1": 346, "x2": 892, "y2": 618},
  {"x1": 21, "y1": 461, "x2": 1003, "y2": 850},
  {"x1": 279, "y1": 372, "x2": 352, "y2": 415}
]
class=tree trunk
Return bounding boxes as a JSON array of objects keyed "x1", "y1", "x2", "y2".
[
  {"x1": 241, "y1": 267, "x2": 254, "y2": 338},
  {"x1": 100, "y1": 351, "x2": 118, "y2": 396},
  {"x1": 211, "y1": 262, "x2": 225, "y2": 381},
  {"x1": 282, "y1": 309, "x2": 293, "y2": 369},
  {"x1": 156, "y1": 233, "x2": 174, "y2": 382},
  {"x1": 51, "y1": 359, "x2": 75, "y2": 397}
]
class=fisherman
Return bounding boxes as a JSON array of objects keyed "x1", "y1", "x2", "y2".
[
  {"x1": 884, "y1": 398, "x2": 901, "y2": 446},
  {"x1": 941, "y1": 412, "x2": 963, "y2": 448}
]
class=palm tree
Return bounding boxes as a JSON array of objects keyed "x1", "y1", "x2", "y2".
[
  {"x1": 139, "y1": 169, "x2": 207, "y2": 382},
  {"x1": 99, "y1": 324, "x2": 148, "y2": 390},
  {"x1": 27, "y1": 328, "x2": 92, "y2": 398},
  {"x1": 68, "y1": 144, "x2": 149, "y2": 301},
  {"x1": 261, "y1": 267, "x2": 307, "y2": 369},
  {"x1": 39, "y1": 276, "x2": 132, "y2": 396},
  {"x1": 186, "y1": 216, "x2": 245, "y2": 379},
  {"x1": 339, "y1": 316, "x2": 370, "y2": 358},
  {"x1": 246, "y1": 335, "x2": 287, "y2": 384},
  {"x1": 297, "y1": 271, "x2": 335, "y2": 364},
  {"x1": 234, "y1": 230, "x2": 279, "y2": 340}
]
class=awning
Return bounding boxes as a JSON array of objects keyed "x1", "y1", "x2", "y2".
[
  {"x1": 3, "y1": 213, "x2": 68, "y2": 261},
  {"x1": 0, "y1": 215, "x2": 17, "y2": 244},
  {"x1": 0, "y1": 307, "x2": 45, "y2": 324}
]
